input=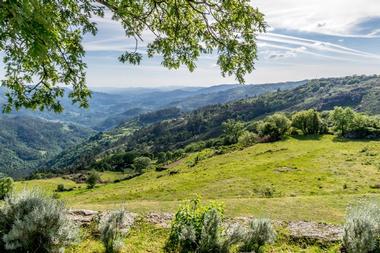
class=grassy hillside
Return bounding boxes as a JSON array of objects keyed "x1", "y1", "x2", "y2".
[
  {"x1": 47, "y1": 75, "x2": 380, "y2": 172},
  {"x1": 0, "y1": 116, "x2": 95, "y2": 178},
  {"x1": 17, "y1": 135, "x2": 380, "y2": 223}
]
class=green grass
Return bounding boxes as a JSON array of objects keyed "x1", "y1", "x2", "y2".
[
  {"x1": 67, "y1": 220, "x2": 341, "y2": 253},
  {"x1": 16, "y1": 135, "x2": 380, "y2": 223}
]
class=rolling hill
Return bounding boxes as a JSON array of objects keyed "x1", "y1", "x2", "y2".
[
  {"x1": 46, "y1": 74, "x2": 380, "y2": 173},
  {"x1": 18, "y1": 135, "x2": 380, "y2": 223}
]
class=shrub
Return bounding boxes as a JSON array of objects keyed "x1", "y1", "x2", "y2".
[
  {"x1": 99, "y1": 210, "x2": 131, "y2": 253},
  {"x1": 342, "y1": 202, "x2": 380, "y2": 253},
  {"x1": 329, "y1": 107, "x2": 355, "y2": 136},
  {"x1": 86, "y1": 170, "x2": 100, "y2": 189},
  {"x1": 0, "y1": 177, "x2": 13, "y2": 200},
  {"x1": 222, "y1": 119, "x2": 244, "y2": 145},
  {"x1": 164, "y1": 198, "x2": 233, "y2": 253},
  {"x1": 256, "y1": 113, "x2": 290, "y2": 141},
  {"x1": 0, "y1": 190, "x2": 79, "y2": 252},
  {"x1": 56, "y1": 184, "x2": 65, "y2": 192},
  {"x1": 239, "y1": 219, "x2": 276, "y2": 253},
  {"x1": 238, "y1": 131, "x2": 257, "y2": 147},
  {"x1": 291, "y1": 109, "x2": 323, "y2": 135},
  {"x1": 132, "y1": 156, "x2": 152, "y2": 173}
]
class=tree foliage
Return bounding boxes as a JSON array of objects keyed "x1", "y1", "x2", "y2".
[
  {"x1": 0, "y1": 0, "x2": 266, "y2": 112},
  {"x1": 132, "y1": 156, "x2": 152, "y2": 173},
  {"x1": 86, "y1": 169, "x2": 100, "y2": 189},
  {"x1": 291, "y1": 109, "x2": 323, "y2": 135},
  {"x1": 329, "y1": 107, "x2": 356, "y2": 136},
  {"x1": 0, "y1": 177, "x2": 13, "y2": 200}
]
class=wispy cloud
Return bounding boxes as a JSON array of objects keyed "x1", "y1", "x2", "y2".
[
  {"x1": 255, "y1": 0, "x2": 380, "y2": 37},
  {"x1": 258, "y1": 33, "x2": 380, "y2": 61}
]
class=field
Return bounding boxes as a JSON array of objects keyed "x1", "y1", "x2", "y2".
[
  {"x1": 14, "y1": 135, "x2": 380, "y2": 252},
  {"x1": 16, "y1": 135, "x2": 380, "y2": 223}
]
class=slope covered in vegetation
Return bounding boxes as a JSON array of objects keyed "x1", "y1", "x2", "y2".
[
  {"x1": 0, "y1": 116, "x2": 95, "y2": 178},
  {"x1": 17, "y1": 135, "x2": 380, "y2": 223},
  {"x1": 47, "y1": 75, "x2": 380, "y2": 173}
]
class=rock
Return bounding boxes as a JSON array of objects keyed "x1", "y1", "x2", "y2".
[
  {"x1": 146, "y1": 212, "x2": 173, "y2": 228},
  {"x1": 67, "y1": 209, "x2": 99, "y2": 225},
  {"x1": 287, "y1": 221, "x2": 343, "y2": 242}
]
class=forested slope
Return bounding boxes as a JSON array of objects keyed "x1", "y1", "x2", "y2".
[{"x1": 46, "y1": 75, "x2": 380, "y2": 173}]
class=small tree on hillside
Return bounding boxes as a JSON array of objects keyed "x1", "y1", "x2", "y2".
[
  {"x1": 329, "y1": 107, "x2": 355, "y2": 136},
  {"x1": 292, "y1": 109, "x2": 323, "y2": 135},
  {"x1": 265, "y1": 113, "x2": 291, "y2": 136},
  {"x1": 86, "y1": 170, "x2": 100, "y2": 189},
  {"x1": 132, "y1": 157, "x2": 152, "y2": 173},
  {"x1": 0, "y1": 177, "x2": 13, "y2": 200},
  {"x1": 222, "y1": 119, "x2": 244, "y2": 145}
]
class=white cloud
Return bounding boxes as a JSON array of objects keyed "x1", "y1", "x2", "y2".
[
  {"x1": 254, "y1": 0, "x2": 380, "y2": 37},
  {"x1": 258, "y1": 33, "x2": 380, "y2": 60}
]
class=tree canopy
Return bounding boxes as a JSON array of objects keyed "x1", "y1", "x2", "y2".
[{"x1": 0, "y1": 0, "x2": 266, "y2": 112}]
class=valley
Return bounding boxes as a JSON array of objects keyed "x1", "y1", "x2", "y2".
[{"x1": 2, "y1": 75, "x2": 380, "y2": 252}]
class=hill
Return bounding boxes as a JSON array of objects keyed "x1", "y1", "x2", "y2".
[
  {"x1": 0, "y1": 116, "x2": 95, "y2": 178},
  {"x1": 95, "y1": 81, "x2": 304, "y2": 130},
  {"x1": 46, "y1": 75, "x2": 380, "y2": 172},
  {"x1": 17, "y1": 135, "x2": 380, "y2": 223}
]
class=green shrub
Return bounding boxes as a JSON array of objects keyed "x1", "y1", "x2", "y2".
[
  {"x1": 292, "y1": 109, "x2": 323, "y2": 135},
  {"x1": 0, "y1": 190, "x2": 79, "y2": 252},
  {"x1": 222, "y1": 119, "x2": 244, "y2": 145},
  {"x1": 132, "y1": 156, "x2": 152, "y2": 173},
  {"x1": 164, "y1": 198, "x2": 233, "y2": 253},
  {"x1": 99, "y1": 210, "x2": 131, "y2": 253},
  {"x1": 239, "y1": 219, "x2": 276, "y2": 253},
  {"x1": 86, "y1": 170, "x2": 100, "y2": 189},
  {"x1": 0, "y1": 177, "x2": 13, "y2": 200},
  {"x1": 343, "y1": 202, "x2": 380, "y2": 253},
  {"x1": 56, "y1": 184, "x2": 65, "y2": 192},
  {"x1": 238, "y1": 131, "x2": 257, "y2": 147}
]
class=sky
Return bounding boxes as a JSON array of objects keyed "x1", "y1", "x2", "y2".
[{"x1": 8, "y1": 0, "x2": 380, "y2": 88}]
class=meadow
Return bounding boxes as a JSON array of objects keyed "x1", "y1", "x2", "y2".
[{"x1": 16, "y1": 135, "x2": 380, "y2": 223}]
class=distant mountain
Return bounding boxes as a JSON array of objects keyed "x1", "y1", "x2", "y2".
[
  {"x1": 97, "y1": 82, "x2": 305, "y2": 130},
  {"x1": 46, "y1": 74, "x2": 380, "y2": 173},
  {"x1": 169, "y1": 81, "x2": 305, "y2": 111},
  {"x1": 0, "y1": 116, "x2": 95, "y2": 178}
]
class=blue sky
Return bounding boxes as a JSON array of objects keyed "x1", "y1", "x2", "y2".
[
  {"x1": 10, "y1": 0, "x2": 380, "y2": 88},
  {"x1": 83, "y1": 0, "x2": 380, "y2": 87}
]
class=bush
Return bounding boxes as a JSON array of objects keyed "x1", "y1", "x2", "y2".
[
  {"x1": 342, "y1": 202, "x2": 380, "y2": 253},
  {"x1": 0, "y1": 190, "x2": 79, "y2": 252},
  {"x1": 291, "y1": 109, "x2": 323, "y2": 135},
  {"x1": 238, "y1": 131, "x2": 257, "y2": 147},
  {"x1": 86, "y1": 170, "x2": 100, "y2": 189},
  {"x1": 222, "y1": 119, "x2": 244, "y2": 145},
  {"x1": 164, "y1": 198, "x2": 233, "y2": 253},
  {"x1": 0, "y1": 177, "x2": 13, "y2": 200},
  {"x1": 256, "y1": 113, "x2": 290, "y2": 141},
  {"x1": 239, "y1": 219, "x2": 276, "y2": 253},
  {"x1": 99, "y1": 210, "x2": 131, "y2": 253},
  {"x1": 56, "y1": 184, "x2": 65, "y2": 192},
  {"x1": 132, "y1": 156, "x2": 152, "y2": 173}
]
